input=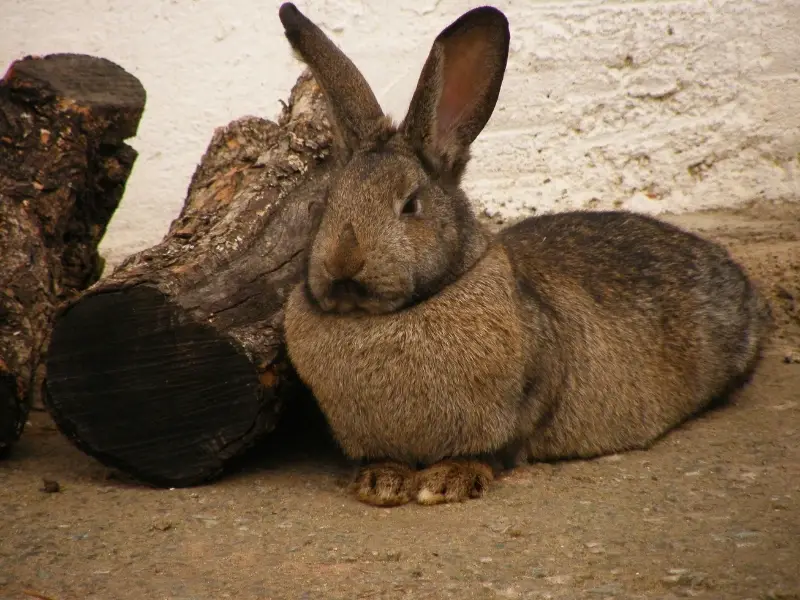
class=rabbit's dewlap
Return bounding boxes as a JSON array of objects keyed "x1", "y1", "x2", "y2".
[{"x1": 284, "y1": 243, "x2": 526, "y2": 463}]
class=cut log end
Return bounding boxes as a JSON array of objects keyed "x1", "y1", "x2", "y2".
[
  {"x1": 6, "y1": 53, "x2": 147, "y2": 140},
  {"x1": 40, "y1": 68, "x2": 329, "y2": 481},
  {"x1": 45, "y1": 285, "x2": 274, "y2": 487}
]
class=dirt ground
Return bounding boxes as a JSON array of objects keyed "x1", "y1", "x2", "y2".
[{"x1": 1, "y1": 201, "x2": 799, "y2": 600}]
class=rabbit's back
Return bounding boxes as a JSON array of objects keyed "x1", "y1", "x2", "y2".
[{"x1": 499, "y1": 211, "x2": 770, "y2": 461}]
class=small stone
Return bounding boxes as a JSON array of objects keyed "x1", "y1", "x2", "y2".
[
  {"x1": 598, "y1": 454, "x2": 622, "y2": 463},
  {"x1": 662, "y1": 569, "x2": 711, "y2": 588},
  {"x1": 40, "y1": 479, "x2": 60, "y2": 493},
  {"x1": 731, "y1": 530, "x2": 759, "y2": 539},
  {"x1": 584, "y1": 542, "x2": 605, "y2": 554},
  {"x1": 151, "y1": 519, "x2": 173, "y2": 532},
  {"x1": 771, "y1": 498, "x2": 790, "y2": 510},
  {"x1": 544, "y1": 574, "x2": 573, "y2": 585},
  {"x1": 588, "y1": 583, "x2": 622, "y2": 595},
  {"x1": 783, "y1": 351, "x2": 799, "y2": 364},
  {"x1": 479, "y1": 557, "x2": 493, "y2": 563},
  {"x1": 531, "y1": 567, "x2": 548, "y2": 579}
]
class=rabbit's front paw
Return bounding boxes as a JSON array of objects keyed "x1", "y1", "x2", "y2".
[
  {"x1": 415, "y1": 459, "x2": 493, "y2": 505},
  {"x1": 353, "y1": 461, "x2": 415, "y2": 506}
]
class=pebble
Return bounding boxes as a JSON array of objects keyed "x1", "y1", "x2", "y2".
[
  {"x1": 771, "y1": 497, "x2": 790, "y2": 510},
  {"x1": 584, "y1": 541, "x2": 605, "y2": 554},
  {"x1": 588, "y1": 583, "x2": 622, "y2": 596},
  {"x1": 151, "y1": 519, "x2": 173, "y2": 532},
  {"x1": 40, "y1": 479, "x2": 60, "y2": 493},
  {"x1": 383, "y1": 550, "x2": 402, "y2": 562},
  {"x1": 662, "y1": 569, "x2": 710, "y2": 588},
  {"x1": 597, "y1": 454, "x2": 623, "y2": 463},
  {"x1": 731, "y1": 530, "x2": 759, "y2": 539},
  {"x1": 531, "y1": 567, "x2": 548, "y2": 579}
]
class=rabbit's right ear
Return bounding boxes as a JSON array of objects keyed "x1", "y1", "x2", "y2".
[
  {"x1": 279, "y1": 3, "x2": 385, "y2": 159},
  {"x1": 401, "y1": 7, "x2": 510, "y2": 181}
]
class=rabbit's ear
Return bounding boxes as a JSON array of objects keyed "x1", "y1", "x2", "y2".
[
  {"x1": 401, "y1": 7, "x2": 509, "y2": 180},
  {"x1": 279, "y1": 3, "x2": 385, "y2": 158}
]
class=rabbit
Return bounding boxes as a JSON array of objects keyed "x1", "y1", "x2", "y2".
[{"x1": 279, "y1": 3, "x2": 773, "y2": 507}]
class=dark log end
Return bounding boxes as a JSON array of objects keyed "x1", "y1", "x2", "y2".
[{"x1": 45, "y1": 285, "x2": 278, "y2": 487}]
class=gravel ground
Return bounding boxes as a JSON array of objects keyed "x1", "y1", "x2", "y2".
[{"x1": 1, "y1": 201, "x2": 799, "y2": 600}]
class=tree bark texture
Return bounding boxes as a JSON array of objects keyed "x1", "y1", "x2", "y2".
[
  {"x1": 45, "y1": 71, "x2": 334, "y2": 487},
  {"x1": 0, "y1": 53, "x2": 145, "y2": 455}
]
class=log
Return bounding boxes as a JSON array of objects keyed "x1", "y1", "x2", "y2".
[
  {"x1": 45, "y1": 71, "x2": 334, "y2": 487},
  {"x1": 0, "y1": 54, "x2": 145, "y2": 456}
]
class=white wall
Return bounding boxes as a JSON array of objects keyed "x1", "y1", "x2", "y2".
[{"x1": 2, "y1": 0, "x2": 799, "y2": 267}]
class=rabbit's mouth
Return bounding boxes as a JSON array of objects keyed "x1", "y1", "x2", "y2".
[{"x1": 309, "y1": 278, "x2": 408, "y2": 315}]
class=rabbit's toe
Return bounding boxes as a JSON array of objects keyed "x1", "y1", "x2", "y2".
[
  {"x1": 415, "y1": 459, "x2": 493, "y2": 505},
  {"x1": 353, "y1": 461, "x2": 415, "y2": 506}
]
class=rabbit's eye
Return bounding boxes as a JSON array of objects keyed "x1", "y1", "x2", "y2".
[{"x1": 400, "y1": 191, "x2": 421, "y2": 216}]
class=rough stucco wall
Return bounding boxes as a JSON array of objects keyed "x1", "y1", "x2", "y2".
[{"x1": 1, "y1": 0, "x2": 798, "y2": 266}]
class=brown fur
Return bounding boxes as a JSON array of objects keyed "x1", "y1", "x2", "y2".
[
  {"x1": 352, "y1": 459, "x2": 492, "y2": 507},
  {"x1": 278, "y1": 4, "x2": 772, "y2": 506}
]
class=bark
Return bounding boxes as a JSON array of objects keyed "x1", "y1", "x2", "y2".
[
  {"x1": 0, "y1": 53, "x2": 145, "y2": 455},
  {"x1": 45, "y1": 71, "x2": 334, "y2": 487}
]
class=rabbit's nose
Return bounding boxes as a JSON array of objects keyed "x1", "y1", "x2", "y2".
[{"x1": 324, "y1": 222, "x2": 365, "y2": 280}]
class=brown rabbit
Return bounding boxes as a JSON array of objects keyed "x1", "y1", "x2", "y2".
[{"x1": 279, "y1": 3, "x2": 772, "y2": 507}]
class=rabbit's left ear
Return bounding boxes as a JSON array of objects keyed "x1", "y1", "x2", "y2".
[
  {"x1": 279, "y1": 3, "x2": 386, "y2": 159},
  {"x1": 401, "y1": 6, "x2": 510, "y2": 181}
]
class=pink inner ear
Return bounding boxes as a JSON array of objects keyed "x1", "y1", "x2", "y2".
[{"x1": 436, "y1": 30, "x2": 495, "y2": 142}]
